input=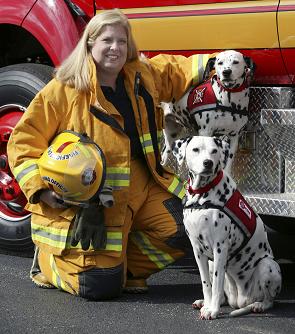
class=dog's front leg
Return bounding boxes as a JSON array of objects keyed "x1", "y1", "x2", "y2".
[
  {"x1": 209, "y1": 245, "x2": 229, "y2": 319},
  {"x1": 191, "y1": 246, "x2": 213, "y2": 318}
]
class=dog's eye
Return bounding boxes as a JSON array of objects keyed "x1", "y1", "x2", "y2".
[
  {"x1": 217, "y1": 61, "x2": 223, "y2": 66},
  {"x1": 211, "y1": 149, "x2": 218, "y2": 154},
  {"x1": 233, "y1": 60, "x2": 239, "y2": 64},
  {"x1": 192, "y1": 148, "x2": 199, "y2": 153}
]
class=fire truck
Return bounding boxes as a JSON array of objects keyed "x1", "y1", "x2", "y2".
[{"x1": 0, "y1": 0, "x2": 294, "y2": 258}]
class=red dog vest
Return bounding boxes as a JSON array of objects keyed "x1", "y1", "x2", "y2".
[
  {"x1": 187, "y1": 80, "x2": 216, "y2": 114},
  {"x1": 224, "y1": 190, "x2": 257, "y2": 238}
]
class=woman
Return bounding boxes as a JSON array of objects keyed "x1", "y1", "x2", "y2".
[{"x1": 8, "y1": 9, "x2": 211, "y2": 300}]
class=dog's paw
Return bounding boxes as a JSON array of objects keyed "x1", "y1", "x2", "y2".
[
  {"x1": 192, "y1": 299, "x2": 204, "y2": 309},
  {"x1": 199, "y1": 306, "x2": 219, "y2": 320}
]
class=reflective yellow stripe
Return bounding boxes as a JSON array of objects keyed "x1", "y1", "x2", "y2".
[
  {"x1": 13, "y1": 159, "x2": 38, "y2": 177},
  {"x1": 18, "y1": 169, "x2": 40, "y2": 187},
  {"x1": 13, "y1": 159, "x2": 40, "y2": 188},
  {"x1": 140, "y1": 133, "x2": 154, "y2": 153},
  {"x1": 131, "y1": 231, "x2": 174, "y2": 269},
  {"x1": 192, "y1": 54, "x2": 210, "y2": 85},
  {"x1": 168, "y1": 177, "x2": 185, "y2": 199},
  {"x1": 31, "y1": 223, "x2": 122, "y2": 251},
  {"x1": 106, "y1": 166, "x2": 130, "y2": 188},
  {"x1": 50, "y1": 254, "x2": 67, "y2": 290}
]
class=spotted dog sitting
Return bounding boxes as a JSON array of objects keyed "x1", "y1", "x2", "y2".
[
  {"x1": 162, "y1": 50, "x2": 255, "y2": 174},
  {"x1": 172, "y1": 136, "x2": 281, "y2": 320}
]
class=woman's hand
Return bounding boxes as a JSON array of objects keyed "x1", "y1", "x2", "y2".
[{"x1": 39, "y1": 189, "x2": 68, "y2": 209}]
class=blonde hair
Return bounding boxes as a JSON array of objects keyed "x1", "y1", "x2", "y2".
[{"x1": 55, "y1": 9, "x2": 138, "y2": 91}]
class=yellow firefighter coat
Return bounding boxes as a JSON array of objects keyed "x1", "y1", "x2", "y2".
[{"x1": 7, "y1": 54, "x2": 210, "y2": 256}]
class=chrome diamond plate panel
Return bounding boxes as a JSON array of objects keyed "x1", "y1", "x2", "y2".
[
  {"x1": 245, "y1": 193, "x2": 295, "y2": 218},
  {"x1": 261, "y1": 109, "x2": 295, "y2": 160}
]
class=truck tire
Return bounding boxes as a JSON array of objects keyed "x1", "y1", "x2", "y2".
[{"x1": 0, "y1": 63, "x2": 53, "y2": 256}]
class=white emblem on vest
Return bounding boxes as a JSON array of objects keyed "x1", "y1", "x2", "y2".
[
  {"x1": 193, "y1": 87, "x2": 206, "y2": 104},
  {"x1": 239, "y1": 199, "x2": 251, "y2": 219}
]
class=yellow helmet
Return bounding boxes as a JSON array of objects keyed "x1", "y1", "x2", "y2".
[{"x1": 38, "y1": 131, "x2": 106, "y2": 206}]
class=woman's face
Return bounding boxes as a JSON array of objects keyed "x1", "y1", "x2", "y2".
[{"x1": 91, "y1": 24, "x2": 128, "y2": 79}]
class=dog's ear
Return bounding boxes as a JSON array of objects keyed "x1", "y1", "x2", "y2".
[
  {"x1": 214, "y1": 136, "x2": 230, "y2": 170},
  {"x1": 244, "y1": 56, "x2": 257, "y2": 79},
  {"x1": 202, "y1": 57, "x2": 216, "y2": 81},
  {"x1": 172, "y1": 137, "x2": 192, "y2": 165}
]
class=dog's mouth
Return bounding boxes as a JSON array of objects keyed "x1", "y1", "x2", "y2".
[
  {"x1": 220, "y1": 78, "x2": 236, "y2": 88},
  {"x1": 200, "y1": 168, "x2": 214, "y2": 176}
]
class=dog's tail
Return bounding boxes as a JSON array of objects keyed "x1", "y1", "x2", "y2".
[{"x1": 229, "y1": 304, "x2": 254, "y2": 317}]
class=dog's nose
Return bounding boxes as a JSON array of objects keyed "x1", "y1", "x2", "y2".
[
  {"x1": 203, "y1": 159, "x2": 213, "y2": 169},
  {"x1": 222, "y1": 69, "x2": 232, "y2": 77}
]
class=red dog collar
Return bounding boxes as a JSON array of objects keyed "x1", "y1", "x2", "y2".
[{"x1": 187, "y1": 170, "x2": 223, "y2": 195}]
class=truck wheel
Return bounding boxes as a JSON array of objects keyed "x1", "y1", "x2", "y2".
[{"x1": 0, "y1": 63, "x2": 53, "y2": 256}]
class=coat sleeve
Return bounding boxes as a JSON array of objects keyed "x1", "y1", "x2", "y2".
[
  {"x1": 148, "y1": 53, "x2": 213, "y2": 102},
  {"x1": 7, "y1": 85, "x2": 60, "y2": 203}
]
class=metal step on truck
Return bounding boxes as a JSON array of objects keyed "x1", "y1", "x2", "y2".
[{"x1": 0, "y1": 0, "x2": 294, "y2": 260}]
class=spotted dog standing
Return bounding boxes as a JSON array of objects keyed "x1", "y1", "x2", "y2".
[
  {"x1": 172, "y1": 136, "x2": 282, "y2": 320},
  {"x1": 162, "y1": 50, "x2": 255, "y2": 174}
]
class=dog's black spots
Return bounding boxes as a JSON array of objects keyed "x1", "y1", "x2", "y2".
[
  {"x1": 225, "y1": 189, "x2": 230, "y2": 195},
  {"x1": 219, "y1": 213, "x2": 224, "y2": 218},
  {"x1": 203, "y1": 125, "x2": 206, "y2": 129},
  {"x1": 238, "y1": 275, "x2": 245, "y2": 280},
  {"x1": 227, "y1": 177, "x2": 230, "y2": 183},
  {"x1": 214, "y1": 165, "x2": 219, "y2": 174},
  {"x1": 259, "y1": 242, "x2": 263, "y2": 249},
  {"x1": 241, "y1": 261, "x2": 248, "y2": 269},
  {"x1": 253, "y1": 258, "x2": 261, "y2": 267},
  {"x1": 219, "y1": 194, "x2": 227, "y2": 203},
  {"x1": 217, "y1": 242, "x2": 220, "y2": 247},
  {"x1": 264, "y1": 243, "x2": 268, "y2": 252},
  {"x1": 223, "y1": 183, "x2": 228, "y2": 190},
  {"x1": 171, "y1": 98, "x2": 176, "y2": 103},
  {"x1": 229, "y1": 153, "x2": 234, "y2": 159},
  {"x1": 225, "y1": 226, "x2": 228, "y2": 231},
  {"x1": 245, "y1": 282, "x2": 249, "y2": 290},
  {"x1": 215, "y1": 221, "x2": 218, "y2": 227},
  {"x1": 217, "y1": 190, "x2": 222, "y2": 196},
  {"x1": 215, "y1": 271, "x2": 218, "y2": 277},
  {"x1": 199, "y1": 234, "x2": 203, "y2": 240},
  {"x1": 229, "y1": 234, "x2": 231, "y2": 240},
  {"x1": 245, "y1": 247, "x2": 251, "y2": 254},
  {"x1": 177, "y1": 141, "x2": 182, "y2": 148},
  {"x1": 232, "y1": 115, "x2": 236, "y2": 122},
  {"x1": 203, "y1": 192, "x2": 209, "y2": 198},
  {"x1": 244, "y1": 265, "x2": 250, "y2": 271},
  {"x1": 217, "y1": 248, "x2": 221, "y2": 254}
]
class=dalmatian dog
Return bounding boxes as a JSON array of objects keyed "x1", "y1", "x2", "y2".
[
  {"x1": 162, "y1": 50, "x2": 255, "y2": 174},
  {"x1": 172, "y1": 136, "x2": 281, "y2": 319}
]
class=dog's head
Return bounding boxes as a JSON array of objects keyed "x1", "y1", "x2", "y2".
[
  {"x1": 172, "y1": 136, "x2": 229, "y2": 176},
  {"x1": 203, "y1": 50, "x2": 255, "y2": 88}
]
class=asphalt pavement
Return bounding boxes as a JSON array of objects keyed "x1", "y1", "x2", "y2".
[{"x1": 0, "y1": 252, "x2": 295, "y2": 334}]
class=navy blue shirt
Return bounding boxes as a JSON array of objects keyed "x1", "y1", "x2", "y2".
[{"x1": 101, "y1": 74, "x2": 144, "y2": 159}]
